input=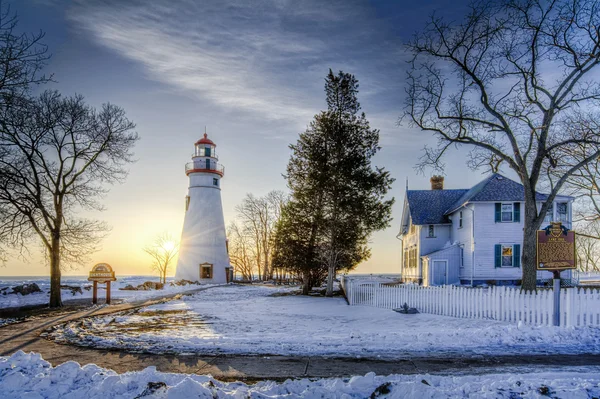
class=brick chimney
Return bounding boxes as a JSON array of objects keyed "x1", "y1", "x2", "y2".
[{"x1": 430, "y1": 175, "x2": 444, "y2": 190}]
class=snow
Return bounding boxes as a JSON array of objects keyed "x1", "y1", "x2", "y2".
[
  {"x1": 0, "y1": 276, "x2": 212, "y2": 310},
  {"x1": 0, "y1": 351, "x2": 599, "y2": 398},
  {"x1": 48, "y1": 284, "x2": 600, "y2": 358}
]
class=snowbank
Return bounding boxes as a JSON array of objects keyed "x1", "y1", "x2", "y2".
[
  {"x1": 1, "y1": 351, "x2": 599, "y2": 398},
  {"x1": 0, "y1": 276, "x2": 210, "y2": 310},
  {"x1": 48, "y1": 284, "x2": 600, "y2": 358}
]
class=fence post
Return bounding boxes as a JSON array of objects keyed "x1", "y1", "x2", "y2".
[{"x1": 565, "y1": 287, "x2": 574, "y2": 327}]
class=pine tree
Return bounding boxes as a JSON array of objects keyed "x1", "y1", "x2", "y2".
[{"x1": 273, "y1": 70, "x2": 394, "y2": 296}]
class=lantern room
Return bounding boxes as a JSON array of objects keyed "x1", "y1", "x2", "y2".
[{"x1": 194, "y1": 133, "x2": 217, "y2": 159}]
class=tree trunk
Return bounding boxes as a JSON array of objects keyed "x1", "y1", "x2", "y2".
[
  {"x1": 521, "y1": 200, "x2": 539, "y2": 291},
  {"x1": 325, "y1": 263, "x2": 335, "y2": 297},
  {"x1": 49, "y1": 234, "x2": 63, "y2": 308},
  {"x1": 302, "y1": 270, "x2": 311, "y2": 295}
]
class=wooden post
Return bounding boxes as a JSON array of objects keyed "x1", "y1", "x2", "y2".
[
  {"x1": 92, "y1": 281, "x2": 98, "y2": 305},
  {"x1": 106, "y1": 281, "x2": 111, "y2": 305}
]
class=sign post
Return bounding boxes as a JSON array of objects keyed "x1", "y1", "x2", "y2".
[
  {"x1": 88, "y1": 263, "x2": 117, "y2": 305},
  {"x1": 537, "y1": 222, "x2": 576, "y2": 326}
]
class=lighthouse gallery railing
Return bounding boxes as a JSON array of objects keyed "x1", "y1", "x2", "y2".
[{"x1": 185, "y1": 161, "x2": 225, "y2": 176}]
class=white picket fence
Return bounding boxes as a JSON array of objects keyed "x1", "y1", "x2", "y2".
[{"x1": 340, "y1": 277, "x2": 600, "y2": 328}]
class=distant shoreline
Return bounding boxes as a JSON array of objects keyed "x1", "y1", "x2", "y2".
[{"x1": 0, "y1": 275, "x2": 173, "y2": 281}]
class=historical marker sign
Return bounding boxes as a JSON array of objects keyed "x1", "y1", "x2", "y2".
[
  {"x1": 536, "y1": 222, "x2": 576, "y2": 271},
  {"x1": 88, "y1": 263, "x2": 117, "y2": 305},
  {"x1": 88, "y1": 263, "x2": 116, "y2": 282}
]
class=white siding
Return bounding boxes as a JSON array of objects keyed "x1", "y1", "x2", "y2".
[
  {"x1": 449, "y1": 207, "x2": 474, "y2": 281},
  {"x1": 471, "y1": 203, "x2": 522, "y2": 280},
  {"x1": 420, "y1": 225, "x2": 452, "y2": 256},
  {"x1": 471, "y1": 201, "x2": 570, "y2": 281}
]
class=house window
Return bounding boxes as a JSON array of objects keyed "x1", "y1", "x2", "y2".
[
  {"x1": 200, "y1": 263, "x2": 213, "y2": 279},
  {"x1": 557, "y1": 202, "x2": 568, "y2": 222},
  {"x1": 213, "y1": 178, "x2": 219, "y2": 186},
  {"x1": 501, "y1": 245, "x2": 513, "y2": 266},
  {"x1": 501, "y1": 203, "x2": 513, "y2": 222},
  {"x1": 410, "y1": 224, "x2": 415, "y2": 234},
  {"x1": 459, "y1": 211, "x2": 463, "y2": 228},
  {"x1": 428, "y1": 225, "x2": 434, "y2": 237}
]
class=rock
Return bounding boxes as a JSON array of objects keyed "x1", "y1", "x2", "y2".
[
  {"x1": 11, "y1": 283, "x2": 42, "y2": 296},
  {"x1": 136, "y1": 281, "x2": 164, "y2": 290},
  {"x1": 370, "y1": 382, "x2": 393, "y2": 398},
  {"x1": 60, "y1": 285, "x2": 83, "y2": 296},
  {"x1": 393, "y1": 303, "x2": 419, "y2": 314},
  {"x1": 120, "y1": 284, "x2": 138, "y2": 291},
  {"x1": 172, "y1": 279, "x2": 199, "y2": 286},
  {"x1": 135, "y1": 381, "x2": 168, "y2": 398}
]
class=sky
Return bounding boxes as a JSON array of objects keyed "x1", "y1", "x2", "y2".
[{"x1": 3, "y1": 0, "x2": 490, "y2": 276}]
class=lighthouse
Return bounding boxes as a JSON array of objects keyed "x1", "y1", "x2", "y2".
[{"x1": 175, "y1": 133, "x2": 231, "y2": 284}]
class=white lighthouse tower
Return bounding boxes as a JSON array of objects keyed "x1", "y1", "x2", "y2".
[{"x1": 175, "y1": 133, "x2": 231, "y2": 284}]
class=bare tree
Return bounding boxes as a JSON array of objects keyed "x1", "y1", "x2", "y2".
[
  {"x1": 404, "y1": 0, "x2": 600, "y2": 290},
  {"x1": 235, "y1": 190, "x2": 287, "y2": 281},
  {"x1": 226, "y1": 221, "x2": 254, "y2": 281},
  {"x1": 0, "y1": 3, "x2": 51, "y2": 104},
  {"x1": 143, "y1": 232, "x2": 179, "y2": 284},
  {"x1": 576, "y1": 222, "x2": 600, "y2": 272},
  {"x1": 0, "y1": 91, "x2": 138, "y2": 307}
]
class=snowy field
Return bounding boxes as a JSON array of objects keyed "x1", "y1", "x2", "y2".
[
  {"x1": 1, "y1": 351, "x2": 599, "y2": 398},
  {"x1": 49, "y1": 284, "x2": 600, "y2": 358},
  {"x1": 0, "y1": 276, "x2": 210, "y2": 309}
]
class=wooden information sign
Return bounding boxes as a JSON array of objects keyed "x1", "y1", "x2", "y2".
[
  {"x1": 536, "y1": 222, "x2": 576, "y2": 326},
  {"x1": 536, "y1": 222, "x2": 576, "y2": 271},
  {"x1": 88, "y1": 263, "x2": 117, "y2": 305}
]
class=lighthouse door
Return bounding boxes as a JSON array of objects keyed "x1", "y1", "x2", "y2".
[{"x1": 205, "y1": 159, "x2": 210, "y2": 170}]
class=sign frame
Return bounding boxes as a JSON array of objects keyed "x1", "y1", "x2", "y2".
[{"x1": 536, "y1": 222, "x2": 577, "y2": 271}]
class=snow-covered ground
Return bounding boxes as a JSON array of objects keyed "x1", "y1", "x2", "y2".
[
  {"x1": 48, "y1": 284, "x2": 600, "y2": 358},
  {"x1": 1, "y1": 351, "x2": 599, "y2": 398},
  {"x1": 0, "y1": 276, "x2": 211, "y2": 310}
]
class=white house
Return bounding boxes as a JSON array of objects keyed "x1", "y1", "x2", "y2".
[{"x1": 398, "y1": 174, "x2": 573, "y2": 286}]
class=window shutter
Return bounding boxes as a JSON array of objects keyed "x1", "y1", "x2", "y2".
[
  {"x1": 495, "y1": 203, "x2": 501, "y2": 223},
  {"x1": 513, "y1": 244, "x2": 521, "y2": 267},
  {"x1": 513, "y1": 203, "x2": 521, "y2": 222},
  {"x1": 494, "y1": 244, "x2": 501, "y2": 268}
]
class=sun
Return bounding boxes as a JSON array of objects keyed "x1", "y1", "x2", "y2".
[{"x1": 162, "y1": 241, "x2": 176, "y2": 252}]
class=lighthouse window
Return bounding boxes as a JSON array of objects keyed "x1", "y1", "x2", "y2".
[
  {"x1": 213, "y1": 178, "x2": 219, "y2": 187},
  {"x1": 200, "y1": 264, "x2": 213, "y2": 279},
  {"x1": 185, "y1": 195, "x2": 190, "y2": 211},
  {"x1": 205, "y1": 147, "x2": 211, "y2": 157}
]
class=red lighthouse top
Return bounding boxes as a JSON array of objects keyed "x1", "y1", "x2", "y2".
[{"x1": 195, "y1": 133, "x2": 216, "y2": 147}]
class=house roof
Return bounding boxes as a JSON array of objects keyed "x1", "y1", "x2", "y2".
[
  {"x1": 421, "y1": 244, "x2": 461, "y2": 258},
  {"x1": 444, "y1": 173, "x2": 549, "y2": 214},
  {"x1": 405, "y1": 173, "x2": 572, "y2": 226},
  {"x1": 406, "y1": 189, "x2": 468, "y2": 225}
]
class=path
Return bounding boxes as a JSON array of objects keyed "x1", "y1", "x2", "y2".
[{"x1": 1, "y1": 287, "x2": 600, "y2": 381}]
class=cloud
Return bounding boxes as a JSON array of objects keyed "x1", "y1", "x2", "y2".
[{"x1": 65, "y1": 0, "x2": 404, "y2": 125}]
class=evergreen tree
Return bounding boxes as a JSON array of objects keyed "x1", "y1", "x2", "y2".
[{"x1": 273, "y1": 70, "x2": 394, "y2": 296}]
